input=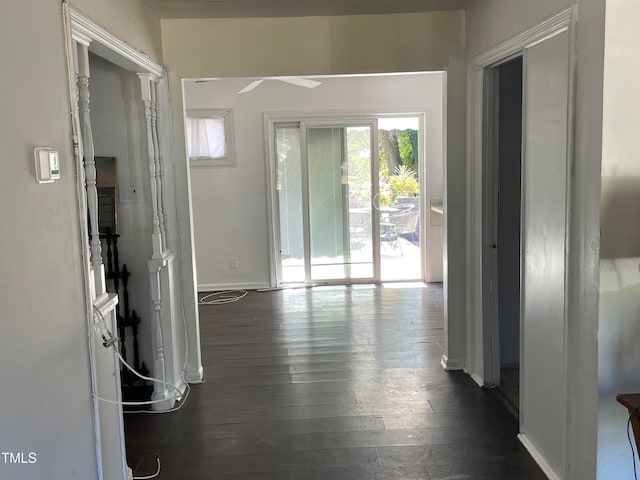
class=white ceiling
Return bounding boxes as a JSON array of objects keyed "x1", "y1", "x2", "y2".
[{"x1": 144, "y1": 0, "x2": 472, "y2": 19}]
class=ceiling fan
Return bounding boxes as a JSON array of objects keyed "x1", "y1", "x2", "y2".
[
  {"x1": 237, "y1": 77, "x2": 322, "y2": 94},
  {"x1": 195, "y1": 77, "x2": 322, "y2": 94}
]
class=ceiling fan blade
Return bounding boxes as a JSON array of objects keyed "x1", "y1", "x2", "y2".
[
  {"x1": 237, "y1": 79, "x2": 264, "y2": 94},
  {"x1": 277, "y1": 77, "x2": 322, "y2": 89}
]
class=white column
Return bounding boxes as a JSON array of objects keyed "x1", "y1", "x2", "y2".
[
  {"x1": 138, "y1": 74, "x2": 163, "y2": 258},
  {"x1": 76, "y1": 41, "x2": 106, "y2": 298}
]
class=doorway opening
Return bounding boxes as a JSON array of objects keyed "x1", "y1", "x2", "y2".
[
  {"x1": 485, "y1": 56, "x2": 523, "y2": 413},
  {"x1": 273, "y1": 115, "x2": 423, "y2": 286}
]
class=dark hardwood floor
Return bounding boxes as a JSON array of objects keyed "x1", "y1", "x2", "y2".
[{"x1": 125, "y1": 284, "x2": 546, "y2": 479}]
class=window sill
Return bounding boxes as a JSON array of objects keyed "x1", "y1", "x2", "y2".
[{"x1": 189, "y1": 157, "x2": 236, "y2": 168}]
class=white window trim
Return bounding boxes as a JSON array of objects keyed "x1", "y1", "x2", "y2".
[{"x1": 187, "y1": 108, "x2": 236, "y2": 168}]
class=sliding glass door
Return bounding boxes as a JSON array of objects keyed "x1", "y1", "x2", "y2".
[
  {"x1": 275, "y1": 125, "x2": 305, "y2": 283},
  {"x1": 275, "y1": 121, "x2": 379, "y2": 284}
]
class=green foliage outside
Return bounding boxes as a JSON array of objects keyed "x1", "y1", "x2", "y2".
[
  {"x1": 378, "y1": 129, "x2": 419, "y2": 206},
  {"x1": 389, "y1": 165, "x2": 419, "y2": 197},
  {"x1": 347, "y1": 127, "x2": 420, "y2": 208},
  {"x1": 379, "y1": 129, "x2": 418, "y2": 170}
]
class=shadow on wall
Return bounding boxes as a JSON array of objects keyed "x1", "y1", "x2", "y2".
[
  {"x1": 598, "y1": 269, "x2": 640, "y2": 479},
  {"x1": 600, "y1": 176, "x2": 640, "y2": 259},
  {"x1": 598, "y1": 176, "x2": 640, "y2": 478}
]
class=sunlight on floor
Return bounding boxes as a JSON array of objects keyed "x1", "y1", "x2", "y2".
[{"x1": 382, "y1": 282, "x2": 428, "y2": 289}]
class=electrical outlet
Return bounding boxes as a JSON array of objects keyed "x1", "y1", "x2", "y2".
[{"x1": 229, "y1": 257, "x2": 239, "y2": 269}]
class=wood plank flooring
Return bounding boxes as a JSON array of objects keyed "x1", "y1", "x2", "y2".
[{"x1": 125, "y1": 284, "x2": 546, "y2": 479}]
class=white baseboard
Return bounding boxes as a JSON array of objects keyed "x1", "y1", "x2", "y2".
[
  {"x1": 198, "y1": 282, "x2": 270, "y2": 292},
  {"x1": 185, "y1": 365, "x2": 204, "y2": 384},
  {"x1": 126, "y1": 466, "x2": 133, "y2": 480},
  {"x1": 440, "y1": 354, "x2": 464, "y2": 371},
  {"x1": 468, "y1": 371, "x2": 485, "y2": 387},
  {"x1": 518, "y1": 433, "x2": 560, "y2": 480},
  {"x1": 176, "y1": 377, "x2": 188, "y2": 399},
  {"x1": 151, "y1": 382, "x2": 179, "y2": 411}
]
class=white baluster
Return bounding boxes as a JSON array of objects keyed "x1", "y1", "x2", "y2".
[
  {"x1": 77, "y1": 42, "x2": 106, "y2": 297},
  {"x1": 150, "y1": 80, "x2": 167, "y2": 250},
  {"x1": 138, "y1": 74, "x2": 163, "y2": 258}
]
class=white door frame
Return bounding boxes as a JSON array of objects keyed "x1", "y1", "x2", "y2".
[
  {"x1": 480, "y1": 54, "x2": 523, "y2": 387},
  {"x1": 466, "y1": 5, "x2": 581, "y2": 480},
  {"x1": 467, "y1": 5, "x2": 576, "y2": 384},
  {"x1": 264, "y1": 111, "x2": 428, "y2": 287},
  {"x1": 62, "y1": 3, "x2": 192, "y2": 478}
]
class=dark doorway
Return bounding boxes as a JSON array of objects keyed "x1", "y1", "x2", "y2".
[{"x1": 495, "y1": 57, "x2": 523, "y2": 412}]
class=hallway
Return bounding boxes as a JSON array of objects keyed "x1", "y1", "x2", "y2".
[{"x1": 126, "y1": 284, "x2": 546, "y2": 479}]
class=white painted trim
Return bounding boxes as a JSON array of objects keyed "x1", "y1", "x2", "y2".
[
  {"x1": 68, "y1": 6, "x2": 163, "y2": 77},
  {"x1": 185, "y1": 366, "x2": 204, "y2": 384},
  {"x1": 468, "y1": 372, "x2": 485, "y2": 387},
  {"x1": 440, "y1": 354, "x2": 464, "y2": 371},
  {"x1": 264, "y1": 109, "x2": 430, "y2": 124},
  {"x1": 198, "y1": 282, "x2": 270, "y2": 292},
  {"x1": 186, "y1": 109, "x2": 237, "y2": 168},
  {"x1": 174, "y1": 377, "x2": 188, "y2": 401},
  {"x1": 263, "y1": 114, "x2": 280, "y2": 288},
  {"x1": 63, "y1": 4, "x2": 105, "y2": 478},
  {"x1": 62, "y1": 4, "x2": 177, "y2": 478},
  {"x1": 93, "y1": 293, "x2": 119, "y2": 319},
  {"x1": 473, "y1": 7, "x2": 576, "y2": 67},
  {"x1": 467, "y1": 7, "x2": 578, "y2": 480},
  {"x1": 518, "y1": 433, "x2": 562, "y2": 480},
  {"x1": 299, "y1": 121, "x2": 312, "y2": 283},
  {"x1": 468, "y1": 4, "x2": 578, "y2": 388}
]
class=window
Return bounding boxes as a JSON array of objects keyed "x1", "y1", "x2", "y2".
[{"x1": 186, "y1": 109, "x2": 236, "y2": 167}]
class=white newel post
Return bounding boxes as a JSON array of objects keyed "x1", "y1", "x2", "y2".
[{"x1": 76, "y1": 41, "x2": 106, "y2": 299}]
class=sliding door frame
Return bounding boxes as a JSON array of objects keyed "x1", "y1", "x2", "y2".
[
  {"x1": 264, "y1": 111, "x2": 427, "y2": 288},
  {"x1": 301, "y1": 119, "x2": 378, "y2": 285}
]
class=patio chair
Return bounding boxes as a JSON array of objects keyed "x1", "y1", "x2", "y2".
[
  {"x1": 380, "y1": 220, "x2": 402, "y2": 255},
  {"x1": 392, "y1": 209, "x2": 420, "y2": 243}
]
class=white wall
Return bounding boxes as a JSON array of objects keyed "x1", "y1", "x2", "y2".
[
  {"x1": 466, "y1": 0, "x2": 605, "y2": 479},
  {"x1": 162, "y1": 9, "x2": 467, "y2": 369},
  {"x1": 598, "y1": 0, "x2": 640, "y2": 477},
  {"x1": 161, "y1": 12, "x2": 464, "y2": 79},
  {"x1": 0, "y1": 1, "x2": 162, "y2": 479},
  {"x1": 89, "y1": 54, "x2": 155, "y2": 375},
  {"x1": 184, "y1": 74, "x2": 445, "y2": 289}
]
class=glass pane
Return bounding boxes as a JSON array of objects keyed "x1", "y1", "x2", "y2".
[
  {"x1": 378, "y1": 117, "x2": 421, "y2": 281},
  {"x1": 275, "y1": 126, "x2": 305, "y2": 283},
  {"x1": 308, "y1": 126, "x2": 374, "y2": 281},
  {"x1": 346, "y1": 126, "x2": 374, "y2": 278}
]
